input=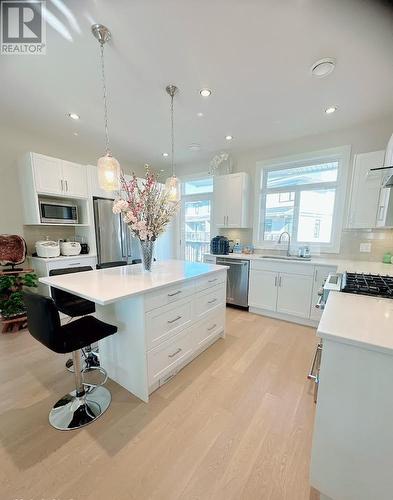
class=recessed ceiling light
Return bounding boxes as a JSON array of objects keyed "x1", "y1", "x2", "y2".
[
  {"x1": 67, "y1": 112, "x2": 80, "y2": 120},
  {"x1": 160, "y1": 169, "x2": 165, "y2": 172},
  {"x1": 325, "y1": 106, "x2": 338, "y2": 115},
  {"x1": 225, "y1": 135, "x2": 233, "y2": 141},
  {"x1": 162, "y1": 152, "x2": 169, "y2": 157},
  {"x1": 311, "y1": 58, "x2": 336, "y2": 78},
  {"x1": 73, "y1": 132, "x2": 79, "y2": 136},
  {"x1": 200, "y1": 88, "x2": 212, "y2": 97},
  {"x1": 197, "y1": 112, "x2": 204, "y2": 117},
  {"x1": 188, "y1": 143, "x2": 201, "y2": 151}
]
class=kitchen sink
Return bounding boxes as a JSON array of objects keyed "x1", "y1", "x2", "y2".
[{"x1": 259, "y1": 255, "x2": 312, "y2": 261}]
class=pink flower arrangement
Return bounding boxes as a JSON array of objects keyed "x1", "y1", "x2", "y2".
[{"x1": 113, "y1": 166, "x2": 179, "y2": 241}]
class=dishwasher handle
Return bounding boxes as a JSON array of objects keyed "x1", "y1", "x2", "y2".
[{"x1": 216, "y1": 260, "x2": 249, "y2": 266}]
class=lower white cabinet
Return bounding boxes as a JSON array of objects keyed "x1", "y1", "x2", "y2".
[
  {"x1": 249, "y1": 260, "x2": 336, "y2": 324},
  {"x1": 249, "y1": 269, "x2": 277, "y2": 311},
  {"x1": 276, "y1": 272, "x2": 313, "y2": 318},
  {"x1": 144, "y1": 273, "x2": 227, "y2": 394},
  {"x1": 310, "y1": 265, "x2": 337, "y2": 321}
]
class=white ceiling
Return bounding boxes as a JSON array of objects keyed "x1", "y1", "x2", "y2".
[{"x1": 1, "y1": 0, "x2": 393, "y2": 171}]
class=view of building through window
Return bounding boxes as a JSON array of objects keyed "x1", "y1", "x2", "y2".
[
  {"x1": 261, "y1": 161, "x2": 339, "y2": 247},
  {"x1": 181, "y1": 177, "x2": 213, "y2": 262}
]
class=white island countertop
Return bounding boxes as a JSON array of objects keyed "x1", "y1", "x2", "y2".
[
  {"x1": 318, "y1": 291, "x2": 393, "y2": 355},
  {"x1": 40, "y1": 259, "x2": 227, "y2": 306}
]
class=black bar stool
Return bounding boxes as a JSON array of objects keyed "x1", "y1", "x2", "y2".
[
  {"x1": 96, "y1": 261, "x2": 128, "y2": 269},
  {"x1": 49, "y1": 266, "x2": 98, "y2": 372},
  {"x1": 23, "y1": 290, "x2": 117, "y2": 430}
]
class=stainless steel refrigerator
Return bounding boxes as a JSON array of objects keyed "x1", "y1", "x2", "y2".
[{"x1": 93, "y1": 197, "x2": 141, "y2": 265}]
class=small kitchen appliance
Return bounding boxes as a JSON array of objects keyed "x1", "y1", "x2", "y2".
[
  {"x1": 40, "y1": 201, "x2": 78, "y2": 224},
  {"x1": 210, "y1": 236, "x2": 229, "y2": 255},
  {"x1": 35, "y1": 240, "x2": 60, "y2": 258},
  {"x1": 60, "y1": 241, "x2": 81, "y2": 256}
]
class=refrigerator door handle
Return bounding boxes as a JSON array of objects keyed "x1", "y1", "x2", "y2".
[{"x1": 120, "y1": 218, "x2": 127, "y2": 258}]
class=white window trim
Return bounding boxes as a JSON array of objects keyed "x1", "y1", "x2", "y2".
[{"x1": 253, "y1": 145, "x2": 351, "y2": 254}]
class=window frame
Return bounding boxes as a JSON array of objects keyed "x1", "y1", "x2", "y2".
[
  {"x1": 253, "y1": 146, "x2": 351, "y2": 253},
  {"x1": 178, "y1": 173, "x2": 214, "y2": 261}
]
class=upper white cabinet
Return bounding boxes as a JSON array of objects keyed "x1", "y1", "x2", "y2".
[
  {"x1": 61, "y1": 160, "x2": 88, "y2": 197},
  {"x1": 87, "y1": 164, "x2": 116, "y2": 199},
  {"x1": 33, "y1": 154, "x2": 63, "y2": 195},
  {"x1": 213, "y1": 172, "x2": 251, "y2": 228},
  {"x1": 346, "y1": 150, "x2": 385, "y2": 229},
  {"x1": 18, "y1": 152, "x2": 90, "y2": 225},
  {"x1": 31, "y1": 153, "x2": 87, "y2": 198}
]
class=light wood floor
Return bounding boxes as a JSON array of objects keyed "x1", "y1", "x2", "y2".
[{"x1": 0, "y1": 308, "x2": 320, "y2": 500}]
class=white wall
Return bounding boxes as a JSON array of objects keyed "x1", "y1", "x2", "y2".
[{"x1": 177, "y1": 115, "x2": 393, "y2": 258}]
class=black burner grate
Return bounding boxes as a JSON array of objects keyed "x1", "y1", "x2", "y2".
[{"x1": 342, "y1": 272, "x2": 393, "y2": 298}]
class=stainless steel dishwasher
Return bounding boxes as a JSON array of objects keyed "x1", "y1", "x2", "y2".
[{"x1": 216, "y1": 257, "x2": 250, "y2": 308}]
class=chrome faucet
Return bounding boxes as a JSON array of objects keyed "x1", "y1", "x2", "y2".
[{"x1": 278, "y1": 231, "x2": 291, "y2": 256}]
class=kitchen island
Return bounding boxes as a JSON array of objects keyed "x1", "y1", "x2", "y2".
[
  {"x1": 40, "y1": 260, "x2": 227, "y2": 402},
  {"x1": 311, "y1": 292, "x2": 393, "y2": 500}
]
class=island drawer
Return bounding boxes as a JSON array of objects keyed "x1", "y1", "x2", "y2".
[
  {"x1": 146, "y1": 298, "x2": 193, "y2": 350},
  {"x1": 144, "y1": 280, "x2": 195, "y2": 312},
  {"x1": 195, "y1": 271, "x2": 226, "y2": 292},
  {"x1": 195, "y1": 283, "x2": 226, "y2": 319},
  {"x1": 147, "y1": 328, "x2": 194, "y2": 386},
  {"x1": 193, "y1": 308, "x2": 225, "y2": 351}
]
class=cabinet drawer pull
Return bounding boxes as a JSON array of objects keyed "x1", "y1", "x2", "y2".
[
  {"x1": 168, "y1": 290, "x2": 182, "y2": 297},
  {"x1": 208, "y1": 278, "x2": 218, "y2": 283},
  {"x1": 68, "y1": 262, "x2": 81, "y2": 266},
  {"x1": 207, "y1": 323, "x2": 217, "y2": 331},
  {"x1": 167, "y1": 315, "x2": 182, "y2": 324},
  {"x1": 274, "y1": 276, "x2": 277, "y2": 287},
  {"x1": 168, "y1": 348, "x2": 182, "y2": 358},
  {"x1": 207, "y1": 298, "x2": 217, "y2": 304}
]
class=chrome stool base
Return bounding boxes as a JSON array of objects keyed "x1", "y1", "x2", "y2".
[
  {"x1": 65, "y1": 349, "x2": 100, "y2": 373},
  {"x1": 49, "y1": 386, "x2": 111, "y2": 431}
]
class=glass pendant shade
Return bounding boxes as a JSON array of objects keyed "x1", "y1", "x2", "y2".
[
  {"x1": 98, "y1": 153, "x2": 120, "y2": 191},
  {"x1": 165, "y1": 175, "x2": 180, "y2": 203}
]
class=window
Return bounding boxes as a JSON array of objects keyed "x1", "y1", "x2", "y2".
[
  {"x1": 255, "y1": 147, "x2": 350, "y2": 252},
  {"x1": 180, "y1": 176, "x2": 213, "y2": 262}
]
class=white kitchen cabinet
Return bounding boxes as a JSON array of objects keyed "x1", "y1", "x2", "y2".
[
  {"x1": 33, "y1": 154, "x2": 63, "y2": 195},
  {"x1": 61, "y1": 160, "x2": 88, "y2": 197},
  {"x1": 87, "y1": 164, "x2": 116, "y2": 199},
  {"x1": 249, "y1": 269, "x2": 277, "y2": 311},
  {"x1": 347, "y1": 150, "x2": 385, "y2": 229},
  {"x1": 249, "y1": 259, "x2": 317, "y2": 324},
  {"x1": 276, "y1": 273, "x2": 313, "y2": 318},
  {"x1": 31, "y1": 153, "x2": 88, "y2": 198},
  {"x1": 310, "y1": 265, "x2": 337, "y2": 321},
  {"x1": 213, "y1": 172, "x2": 251, "y2": 228}
]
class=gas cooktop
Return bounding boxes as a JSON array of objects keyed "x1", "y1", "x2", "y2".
[{"x1": 342, "y1": 272, "x2": 393, "y2": 299}]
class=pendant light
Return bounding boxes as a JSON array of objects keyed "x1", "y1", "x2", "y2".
[
  {"x1": 92, "y1": 24, "x2": 120, "y2": 191},
  {"x1": 165, "y1": 84, "x2": 180, "y2": 203}
]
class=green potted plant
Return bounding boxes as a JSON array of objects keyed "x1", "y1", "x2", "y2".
[{"x1": 0, "y1": 272, "x2": 38, "y2": 320}]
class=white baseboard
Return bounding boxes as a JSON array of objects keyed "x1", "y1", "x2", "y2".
[{"x1": 249, "y1": 307, "x2": 318, "y2": 328}]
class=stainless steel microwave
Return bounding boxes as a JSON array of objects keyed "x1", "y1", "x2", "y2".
[{"x1": 39, "y1": 201, "x2": 78, "y2": 224}]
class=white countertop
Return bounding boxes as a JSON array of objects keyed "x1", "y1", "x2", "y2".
[
  {"x1": 30, "y1": 254, "x2": 96, "y2": 262},
  {"x1": 40, "y1": 259, "x2": 227, "y2": 305},
  {"x1": 204, "y1": 253, "x2": 393, "y2": 275},
  {"x1": 318, "y1": 291, "x2": 393, "y2": 355}
]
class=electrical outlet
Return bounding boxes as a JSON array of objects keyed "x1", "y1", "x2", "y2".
[{"x1": 359, "y1": 242, "x2": 372, "y2": 253}]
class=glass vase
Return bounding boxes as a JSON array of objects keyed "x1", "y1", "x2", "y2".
[{"x1": 139, "y1": 239, "x2": 155, "y2": 271}]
